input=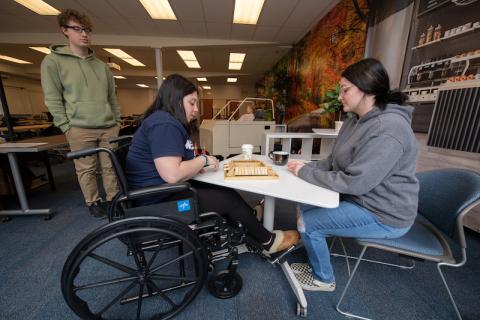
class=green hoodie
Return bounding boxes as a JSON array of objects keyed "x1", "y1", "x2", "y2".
[{"x1": 41, "y1": 45, "x2": 121, "y2": 132}]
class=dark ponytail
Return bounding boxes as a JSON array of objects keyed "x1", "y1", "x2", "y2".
[
  {"x1": 342, "y1": 58, "x2": 408, "y2": 110},
  {"x1": 375, "y1": 89, "x2": 408, "y2": 109}
]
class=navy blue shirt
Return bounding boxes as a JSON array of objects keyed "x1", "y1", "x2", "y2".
[{"x1": 126, "y1": 111, "x2": 194, "y2": 189}]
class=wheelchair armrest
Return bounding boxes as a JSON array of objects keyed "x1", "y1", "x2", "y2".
[
  {"x1": 108, "y1": 135, "x2": 134, "y2": 144},
  {"x1": 67, "y1": 147, "x2": 111, "y2": 159},
  {"x1": 125, "y1": 182, "x2": 192, "y2": 200}
]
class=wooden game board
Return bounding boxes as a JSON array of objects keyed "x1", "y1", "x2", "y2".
[{"x1": 223, "y1": 160, "x2": 279, "y2": 180}]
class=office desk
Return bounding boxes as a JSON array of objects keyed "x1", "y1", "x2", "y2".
[
  {"x1": 193, "y1": 154, "x2": 339, "y2": 315},
  {"x1": 0, "y1": 135, "x2": 68, "y2": 219}
]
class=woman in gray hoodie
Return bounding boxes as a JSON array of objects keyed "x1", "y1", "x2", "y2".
[{"x1": 287, "y1": 58, "x2": 419, "y2": 292}]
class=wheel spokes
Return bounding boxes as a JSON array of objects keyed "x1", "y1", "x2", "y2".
[
  {"x1": 74, "y1": 275, "x2": 138, "y2": 292},
  {"x1": 147, "y1": 279, "x2": 178, "y2": 310},
  {"x1": 136, "y1": 283, "x2": 144, "y2": 320},
  {"x1": 88, "y1": 252, "x2": 137, "y2": 275},
  {"x1": 96, "y1": 280, "x2": 138, "y2": 316},
  {"x1": 150, "y1": 250, "x2": 194, "y2": 273},
  {"x1": 149, "y1": 273, "x2": 198, "y2": 283}
]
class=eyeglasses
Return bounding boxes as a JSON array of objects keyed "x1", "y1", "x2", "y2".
[
  {"x1": 339, "y1": 86, "x2": 352, "y2": 95},
  {"x1": 64, "y1": 25, "x2": 92, "y2": 34}
]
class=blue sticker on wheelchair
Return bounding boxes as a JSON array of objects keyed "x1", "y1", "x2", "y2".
[{"x1": 176, "y1": 200, "x2": 191, "y2": 212}]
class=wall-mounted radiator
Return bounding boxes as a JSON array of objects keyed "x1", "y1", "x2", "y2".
[{"x1": 427, "y1": 85, "x2": 479, "y2": 153}]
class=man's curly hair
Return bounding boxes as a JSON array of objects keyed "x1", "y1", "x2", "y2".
[{"x1": 57, "y1": 9, "x2": 93, "y2": 30}]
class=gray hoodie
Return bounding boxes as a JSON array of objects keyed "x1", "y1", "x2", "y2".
[{"x1": 298, "y1": 104, "x2": 419, "y2": 228}]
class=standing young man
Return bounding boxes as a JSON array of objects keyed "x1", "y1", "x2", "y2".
[{"x1": 41, "y1": 9, "x2": 121, "y2": 219}]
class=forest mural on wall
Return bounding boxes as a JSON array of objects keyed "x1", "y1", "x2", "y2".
[{"x1": 259, "y1": 0, "x2": 368, "y2": 126}]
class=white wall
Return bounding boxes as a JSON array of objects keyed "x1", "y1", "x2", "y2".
[
  {"x1": 0, "y1": 75, "x2": 157, "y2": 116},
  {"x1": 117, "y1": 88, "x2": 156, "y2": 115},
  {"x1": 205, "y1": 85, "x2": 243, "y2": 114},
  {"x1": 1, "y1": 76, "x2": 252, "y2": 117},
  {"x1": 3, "y1": 75, "x2": 47, "y2": 115}
]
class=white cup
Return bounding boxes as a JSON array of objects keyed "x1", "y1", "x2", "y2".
[
  {"x1": 241, "y1": 144, "x2": 253, "y2": 160},
  {"x1": 334, "y1": 121, "x2": 344, "y2": 132}
]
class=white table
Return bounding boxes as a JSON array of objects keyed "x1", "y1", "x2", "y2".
[
  {"x1": 0, "y1": 135, "x2": 68, "y2": 219},
  {"x1": 192, "y1": 154, "x2": 339, "y2": 315},
  {"x1": 262, "y1": 129, "x2": 338, "y2": 161}
]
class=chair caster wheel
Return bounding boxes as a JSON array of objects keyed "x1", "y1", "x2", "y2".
[
  {"x1": 44, "y1": 214, "x2": 52, "y2": 221},
  {"x1": 207, "y1": 270, "x2": 242, "y2": 299},
  {"x1": 297, "y1": 303, "x2": 307, "y2": 317},
  {"x1": 2, "y1": 216, "x2": 12, "y2": 222}
]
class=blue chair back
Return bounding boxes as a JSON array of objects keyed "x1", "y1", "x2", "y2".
[{"x1": 417, "y1": 169, "x2": 480, "y2": 246}]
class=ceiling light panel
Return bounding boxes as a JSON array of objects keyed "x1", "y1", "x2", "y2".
[
  {"x1": 233, "y1": 0, "x2": 265, "y2": 24},
  {"x1": 29, "y1": 47, "x2": 51, "y2": 54},
  {"x1": 229, "y1": 62, "x2": 242, "y2": 70},
  {"x1": 227, "y1": 78, "x2": 237, "y2": 83},
  {"x1": 177, "y1": 50, "x2": 201, "y2": 69},
  {"x1": 0, "y1": 55, "x2": 32, "y2": 64},
  {"x1": 197, "y1": 77, "x2": 207, "y2": 82},
  {"x1": 202, "y1": 86, "x2": 211, "y2": 90},
  {"x1": 136, "y1": 84, "x2": 149, "y2": 88},
  {"x1": 103, "y1": 48, "x2": 146, "y2": 66},
  {"x1": 229, "y1": 53, "x2": 246, "y2": 63},
  {"x1": 184, "y1": 61, "x2": 201, "y2": 69},
  {"x1": 177, "y1": 50, "x2": 197, "y2": 61},
  {"x1": 113, "y1": 76, "x2": 126, "y2": 79},
  {"x1": 138, "y1": 0, "x2": 177, "y2": 20},
  {"x1": 14, "y1": 0, "x2": 60, "y2": 15}
]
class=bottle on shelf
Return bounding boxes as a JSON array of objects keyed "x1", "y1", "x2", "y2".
[
  {"x1": 434, "y1": 24, "x2": 442, "y2": 41},
  {"x1": 418, "y1": 32, "x2": 426, "y2": 46},
  {"x1": 426, "y1": 25, "x2": 434, "y2": 42}
]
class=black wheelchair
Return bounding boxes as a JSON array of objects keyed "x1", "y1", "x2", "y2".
[{"x1": 60, "y1": 136, "x2": 283, "y2": 320}]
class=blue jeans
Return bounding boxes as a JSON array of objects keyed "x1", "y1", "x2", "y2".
[{"x1": 297, "y1": 201, "x2": 410, "y2": 283}]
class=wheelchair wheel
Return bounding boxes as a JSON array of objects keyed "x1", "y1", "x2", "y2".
[{"x1": 62, "y1": 217, "x2": 208, "y2": 320}]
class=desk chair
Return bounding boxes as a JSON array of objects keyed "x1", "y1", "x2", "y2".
[{"x1": 336, "y1": 169, "x2": 480, "y2": 320}]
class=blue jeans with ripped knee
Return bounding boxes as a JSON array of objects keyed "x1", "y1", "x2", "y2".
[{"x1": 297, "y1": 201, "x2": 410, "y2": 283}]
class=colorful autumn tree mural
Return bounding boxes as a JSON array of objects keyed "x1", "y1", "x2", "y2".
[{"x1": 259, "y1": 0, "x2": 368, "y2": 123}]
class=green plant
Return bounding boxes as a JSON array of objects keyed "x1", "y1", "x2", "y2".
[{"x1": 323, "y1": 85, "x2": 343, "y2": 115}]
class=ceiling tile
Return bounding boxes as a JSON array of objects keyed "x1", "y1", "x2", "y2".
[
  {"x1": 202, "y1": 0, "x2": 234, "y2": 23},
  {"x1": 230, "y1": 25, "x2": 255, "y2": 40},
  {"x1": 257, "y1": 0, "x2": 299, "y2": 27},
  {"x1": 170, "y1": 0, "x2": 205, "y2": 22},
  {"x1": 253, "y1": 26, "x2": 278, "y2": 41},
  {"x1": 206, "y1": 23, "x2": 231, "y2": 39},
  {"x1": 274, "y1": 27, "x2": 307, "y2": 43},
  {"x1": 181, "y1": 22, "x2": 208, "y2": 38},
  {"x1": 284, "y1": 0, "x2": 331, "y2": 28}
]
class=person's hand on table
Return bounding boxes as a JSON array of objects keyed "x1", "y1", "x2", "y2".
[
  {"x1": 205, "y1": 155, "x2": 220, "y2": 170},
  {"x1": 288, "y1": 160, "x2": 306, "y2": 176}
]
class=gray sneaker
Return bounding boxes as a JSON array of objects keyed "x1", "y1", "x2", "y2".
[
  {"x1": 294, "y1": 269, "x2": 336, "y2": 292},
  {"x1": 290, "y1": 262, "x2": 312, "y2": 275}
]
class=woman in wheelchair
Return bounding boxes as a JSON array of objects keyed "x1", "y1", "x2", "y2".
[
  {"x1": 288, "y1": 59, "x2": 419, "y2": 292},
  {"x1": 125, "y1": 74, "x2": 299, "y2": 254}
]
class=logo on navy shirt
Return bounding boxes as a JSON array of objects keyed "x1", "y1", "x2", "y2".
[{"x1": 185, "y1": 139, "x2": 194, "y2": 150}]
